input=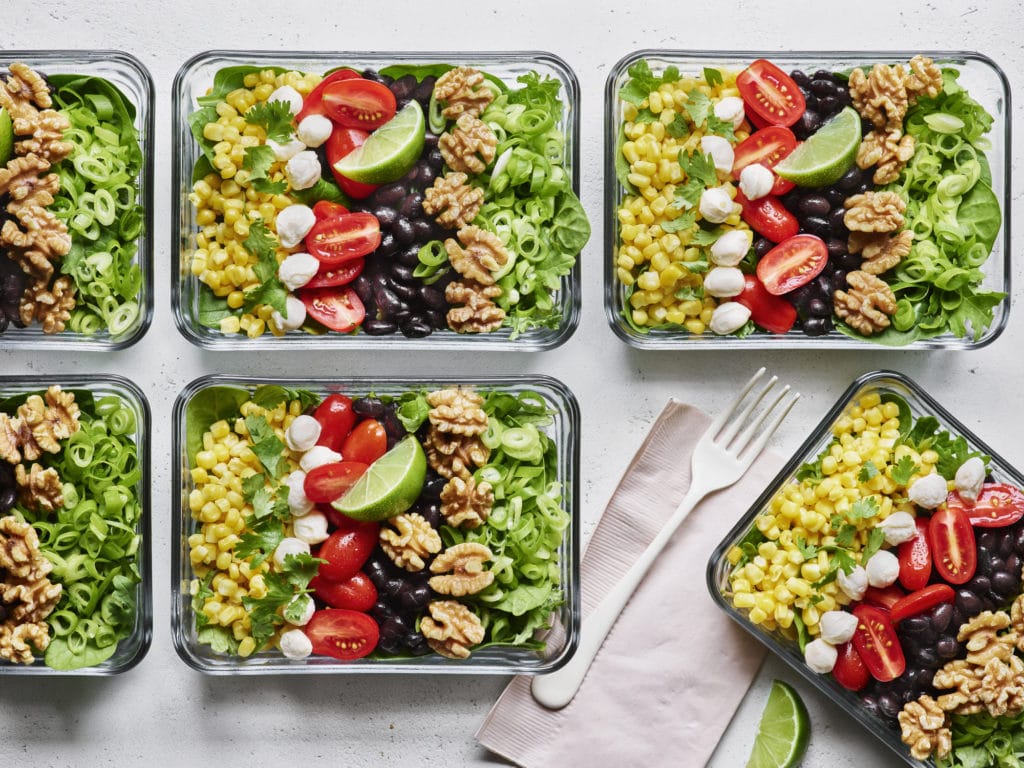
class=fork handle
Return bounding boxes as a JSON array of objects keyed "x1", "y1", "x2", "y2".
[{"x1": 531, "y1": 481, "x2": 709, "y2": 709}]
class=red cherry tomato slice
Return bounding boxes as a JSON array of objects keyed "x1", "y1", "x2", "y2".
[
  {"x1": 298, "y1": 286, "x2": 365, "y2": 333},
  {"x1": 295, "y1": 69, "x2": 361, "y2": 123},
  {"x1": 736, "y1": 190, "x2": 799, "y2": 243},
  {"x1": 897, "y1": 517, "x2": 932, "y2": 591},
  {"x1": 832, "y1": 640, "x2": 870, "y2": 692},
  {"x1": 325, "y1": 127, "x2": 379, "y2": 199},
  {"x1": 889, "y1": 584, "x2": 956, "y2": 626},
  {"x1": 305, "y1": 212, "x2": 380, "y2": 268},
  {"x1": 310, "y1": 572, "x2": 377, "y2": 612},
  {"x1": 756, "y1": 234, "x2": 829, "y2": 295},
  {"x1": 303, "y1": 461, "x2": 369, "y2": 504},
  {"x1": 305, "y1": 608, "x2": 379, "y2": 661},
  {"x1": 731, "y1": 126, "x2": 798, "y2": 196},
  {"x1": 928, "y1": 505, "x2": 977, "y2": 585},
  {"x1": 863, "y1": 584, "x2": 907, "y2": 612},
  {"x1": 321, "y1": 79, "x2": 397, "y2": 130},
  {"x1": 303, "y1": 259, "x2": 365, "y2": 289},
  {"x1": 316, "y1": 520, "x2": 379, "y2": 582},
  {"x1": 735, "y1": 274, "x2": 796, "y2": 334},
  {"x1": 342, "y1": 419, "x2": 387, "y2": 465},
  {"x1": 313, "y1": 394, "x2": 357, "y2": 452},
  {"x1": 312, "y1": 200, "x2": 350, "y2": 221},
  {"x1": 736, "y1": 59, "x2": 806, "y2": 128},
  {"x1": 851, "y1": 604, "x2": 906, "y2": 682},
  {"x1": 948, "y1": 483, "x2": 1024, "y2": 528}
]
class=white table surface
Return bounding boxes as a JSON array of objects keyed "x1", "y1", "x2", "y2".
[{"x1": 2, "y1": 1, "x2": 1021, "y2": 765}]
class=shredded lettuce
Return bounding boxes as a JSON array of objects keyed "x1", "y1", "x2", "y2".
[{"x1": 938, "y1": 708, "x2": 1024, "y2": 768}]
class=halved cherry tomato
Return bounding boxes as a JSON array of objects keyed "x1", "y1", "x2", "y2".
[
  {"x1": 321, "y1": 78, "x2": 397, "y2": 130},
  {"x1": 310, "y1": 572, "x2": 377, "y2": 612},
  {"x1": 295, "y1": 69, "x2": 361, "y2": 123},
  {"x1": 756, "y1": 234, "x2": 828, "y2": 295},
  {"x1": 325, "y1": 127, "x2": 379, "y2": 199},
  {"x1": 863, "y1": 584, "x2": 907, "y2": 612},
  {"x1": 832, "y1": 640, "x2": 870, "y2": 692},
  {"x1": 342, "y1": 419, "x2": 387, "y2": 465},
  {"x1": 298, "y1": 286, "x2": 365, "y2": 333},
  {"x1": 735, "y1": 274, "x2": 796, "y2": 334},
  {"x1": 949, "y1": 483, "x2": 1024, "y2": 528},
  {"x1": 851, "y1": 604, "x2": 905, "y2": 682},
  {"x1": 305, "y1": 212, "x2": 381, "y2": 268},
  {"x1": 312, "y1": 200, "x2": 350, "y2": 221},
  {"x1": 736, "y1": 190, "x2": 799, "y2": 243},
  {"x1": 313, "y1": 393, "x2": 357, "y2": 452},
  {"x1": 889, "y1": 584, "x2": 956, "y2": 626},
  {"x1": 897, "y1": 517, "x2": 932, "y2": 591},
  {"x1": 316, "y1": 519, "x2": 379, "y2": 582},
  {"x1": 928, "y1": 505, "x2": 977, "y2": 585},
  {"x1": 303, "y1": 461, "x2": 369, "y2": 504},
  {"x1": 304, "y1": 259, "x2": 365, "y2": 289},
  {"x1": 736, "y1": 59, "x2": 806, "y2": 128},
  {"x1": 731, "y1": 126, "x2": 798, "y2": 195},
  {"x1": 306, "y1": 608, "x2": 379, "y2": 661}
]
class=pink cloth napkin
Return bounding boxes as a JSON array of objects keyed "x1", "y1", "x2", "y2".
[{"x1": 476, "y1": 400, "x2": 786, "y2": 767}]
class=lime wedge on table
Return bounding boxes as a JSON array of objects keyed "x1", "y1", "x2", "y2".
[
  {"x1": 0, "y1": 107, "x2": 13, "y2": 166},
  {"x1": 774, "y1": 106, "x2": 861, "y2": 187},
  {"x1": 332, "y1": 100, "x2": 425, "y2": 185},
  {"x1": 745, "y1": 680, "x2": 810, "y2": 768},
  {"x1": 332, "y1": 435, "x2": 426, "y2": 522}
]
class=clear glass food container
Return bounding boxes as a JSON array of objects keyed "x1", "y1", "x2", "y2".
[
  {"x1": 172, "y1": 51, "x2": 582, "y2": 351},
  {"x1": 171, "y1": 374, "x2": 580, "y2": 674},
  {"x1": 605, "y1": 51, "x2": 1011, "y2": 350},
  {"x1": 0, "y1": 374, "x2": 152, "y2": 675},
  {"x1": 706, "y1": 370, "x2": 1024, "y2": 766},
  {"x1": 0, "y1": 51, "x2": 154, "y2": 350}
]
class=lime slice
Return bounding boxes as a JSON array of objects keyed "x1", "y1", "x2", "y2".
[
  {"x1": 774, "y1": 106, "x2": 862, "y2": 187},
  {"x1": 332, "y1": 435, "x2": 426, "y2": 522},
  {"x1": 333, "y1": 100, "x2": 425, "y2": 185},
  {"x1": 745, "y1": 680, "x2": 811, "y2": 768},
  {"x1": 0, "y1": 107, "x2": 13, "y2": 166}
]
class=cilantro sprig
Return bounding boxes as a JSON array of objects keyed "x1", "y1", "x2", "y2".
[
  {"x1": 242, "y1": 553, "x2": 321, "y2": 650},
  {"x1": 619, "y1": 60, "x2": 680, "y2": 106},
  {"x1": 241, "y1": 220, "x2": 288, "y2": 315},
  {"x1": 242, "y1": 145, "x2": 287, "y2": 194},
  {"x1": 796, "y1": 494, "x2": 887, "y2": 588},
  {"x1": 244, "y1": 100, "x2": 295, "y2": 144}
]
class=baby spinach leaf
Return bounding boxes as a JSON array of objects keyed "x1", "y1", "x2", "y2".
[{"x1": 185, "y1": 385, "x2": 248, "y2": 464}]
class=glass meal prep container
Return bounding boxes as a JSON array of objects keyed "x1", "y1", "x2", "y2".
[
  {"x1": 605, "y1": 51, "x2": 1011, "y2": 350},
  {"x1": 171, "y1": 51, "x2": 584, "y2": 351},
  {"x1": 0, "y1": 374, "x2": 151, "y2": 675},
  {"x1": 171, "y1": 374, "x2": 580, "y2": 674},
  {"x1": 707, "y1": 370, "x2": 1024, "y2": 767},
  {"x1": 0, "y1": 51, "x2": 154, "y2": 350}
]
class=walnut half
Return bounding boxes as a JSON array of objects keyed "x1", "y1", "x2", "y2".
[
  {"x1": 379, "y1": 513, "x2": 441, "y2": 572},
  {"x1": 440, "y1": 475, "x2": 493, "y2": 529},
  {"x1": 833, "y1": 270, "x2": 897, "y2": 336},
  {"x1": 433, "y1": 66, "x2": 495, "y2": 120},
  {"x1": 898, "y1": 695, "x2": 951, "y2": 761},
  {"x1": 439, "y1": 113, "x2": 497, "y2": 175},
  {"x1": 446, "y1": 280, "x2": 505, "y2": 334},
  {"x1": 420, "y1": 599, "x2": 485, "y2": 659},
  {"x1": 444, "y1": 226, "x2": 509, "y2": 285},
  {"x1": 429, "y1": 542, "x2": 494, "y2": 597},
  {"x1": 422, "y1": 172, "x2": 484, "y2": 230}
]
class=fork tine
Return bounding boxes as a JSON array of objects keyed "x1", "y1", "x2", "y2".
[
  {"x1": 709, "y1": 367, "x2": 766, "y2": 439},
  {"x1": 718, "y1": 375, "x2": 778, "y2": 447},
  {"x1": 737, "y1": 390, "x2": 801, "y2": 461}
]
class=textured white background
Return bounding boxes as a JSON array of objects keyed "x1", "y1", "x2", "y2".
[{"x1": 2, "y1": 1, "x2": 1022, "y2": 765}]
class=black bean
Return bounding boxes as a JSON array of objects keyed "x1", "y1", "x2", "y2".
[
  {"x1": 877, "y1": 693, "x2": 902, "y2": 720},
  {"x1": 352, "y1": 275, "x2": 375, "y2": 308},
  {"x1": 832, "y1": 270, "x2": 848, "y2": 289},
  {"x1": 375, "y1": 231, "x2": 399, "y2": 259},
  {"x1": 824, "y1": 188, "x2": 847, "y2": 208},
  {"x1": 413, "y1": 78, "x2": 436, "y2": 103},
  {"x1": 754, "y1": 237, "x2": 774, "y2": 258},
  {"x1": 354, "y1": 397, "x2": 386, "y2": 419},
  {"x1": 416, "y1": 164, "x2": 438, "y2": 189},
  {"x1": 427, "y1": 148, "x2": 444, "y2": 171},
  {"x1": 419, "y1": 284, "x2": 447, "y2": 311},
  {"x1": 813, "y1": 69, "x2": 833, "y2": 80},
  {"x1": 969, "y1": 575, "x2": 992, "y2": 595},
  {"x1": 399, "y1": 583, "x2": 433, "y2": 612},
  {"x1": 364, "y1": 556, "x2": 391, "y2": 587},
  {"x1": 373, "y1": 182, "x2": 407, "y2": 207},
  {"x1": 936, "y1": 636, "x2": 959, "y2": 660},
  {"x1": 802, "y1": 316, "x2": 829, "y2": 336},
  {"x1": 400, "y1": 316, "x2": 433, "y2": 338},
  {"x1": 931, "y1": 602, "x2": 953, "y2": 633},
  {"x1": 395, "y1": 245, "x2": 421, "y2": 268},
  {"x1": 423, "y1": 476, "x2": 447, "y2": 500},
  {"x1": 993, "y1": 570, "x2": 1019, "y2": 598},
  {"x1": 790, "y1": 70, "x2": 811, "y2": 87},
  {"x1": 801, "y1": 216, "x2": 832, "y2": 239},
  {"x1": 399, "y1": 193, "x2": 424, "y2": 219},
  {"x1": 901, "y1": 615, "x2": 932, "y2": 636},
  {"x1": 836, "y1": 167, "x2": 864, "y2": 192},
  {"x1": 801, "y1": 92, "x2": 819, "y2": 112},
  {"x1": 977, "y1": 530, "x2": 998, "y2": 550},
  {"x1": 861, "y1": 696, "x2": 881, "y2": 719},
  {"x1": 794, "y1": 110, "x2": 822, "y2": 137},
  {"x1": 390, "y1": 74, "x2": 417, "y2": 101},
  {"x1": 918, "y1": 648, "x2": 941, "y2": 669},
  {"x1": 390, "y1": 263, "x2": 416, "y2": 284},
  {"x1": 825, "y1": 238, "x2": 847, "y2": 260},
  {"x1": 817, "y1": 95, "x2": 839, "y2": 115},
  {"x1": 412, "y1": 219, "x2": 435, "y2": 242},
  {"x1": 374, "y1": 285, "x2": 406, "y2": 318},
  {"x1": 419, "y1": 501, "x2": 441, "y2": 527},
  {"x1": 828, "y1": 207, "x2": 848, "y2": 232},
  {"x1": 815, "y1": 273, "x2": 835, "y2": 295},
  {"x1": 807, "y1": 298, "x2": 830, "y2": 318},
  {"x1": 373, "y1": 206, "x2": 398, "y2": 229},
  {"x1": 427, "y1": 309, "x2": 447, "y2": 329},
  {"x1": 393, "y1": 218, "x2": 416, "y2": 245},
  {"x1": 361, "y1": 318, "x2": 398, "y2": 335},
  {"x1": 1014, "y1": 527, "x2": 1024, "y2": 555},
  {"x1": 837, "y1": 251, "x2": 862, "y2": 272},
  {"x1": 999, "y1": 532, "x2": 1016, "y2": 558},
  {"x1": 390, "y1": 280, "x2": 419, "y2": 303},
  {"x1": 1006, "y1": 553, "x2": 1021, "y2": 576},
  {"x1": 797, "y1": 195, "x2": 831, "y2": 218},
  {"x1": 381, "y1": 410, "x2": 404, "y2": 440},
  {"x1": 811, "y1": 79, "x2": 836, "y2": 98},
  {"x1": 0, "y1": 488, "x2": 14, "y2": 513},
  {"x1": 956, "y1": 589, "x2": 982, "y2": 617}
]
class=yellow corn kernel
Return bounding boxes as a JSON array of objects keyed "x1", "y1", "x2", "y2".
[{"x1": 237, "y1": 637, "x2": 257, "y2": 657}]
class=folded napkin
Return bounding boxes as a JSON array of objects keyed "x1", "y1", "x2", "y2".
[{"x1": 476, "y1": 399, "x2": 786, "y2": 767}]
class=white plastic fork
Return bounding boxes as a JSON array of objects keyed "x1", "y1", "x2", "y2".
[{"x1": 531, "y1": 367, "x2": 799, "y2": 709}]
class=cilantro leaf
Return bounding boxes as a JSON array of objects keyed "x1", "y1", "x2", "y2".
[
  {"x1": 706, "y1": 114, "x2": 736, "y2": 142},
  {"x1": 235, "y1": 515, "x2": 285, "y2": 569},
  {"x1": 245, "y1": 414, "x2": 287, "y2": 479},
  {"x1": 633, "y1": 108, "x2": 657, "y2": 124},
  {"x1": 678, "y1": 150, "x2": 719, "y2": 188},
  {"x1": 858, "y1": 461, "x2": 880, "y2": 482},
  {"x1": 242, "y1": 473, "x2": 266, "y2": 501},
  {"x1": 704, "y1": 67, "x2": 724, "y2": 87},
  {"x1": 251, "y1": 384, "x2": 320, "y2": 412},
  {"x1": 661, "y1": 210, "x2": 696, "y2": 233},
  {"x1": 242, "y1": 220, "x2": 288, "y2": 315},
  {"x1": 244, "y1": 100, "x2": 294, "y2": 143},
  {"x1": 673, "y1": 285, "x2": 704, "y2": 302},
  {"x1": 861, "y1": 528, "x2": 886, "y2": 564},
  {"x1": 683, "y1": 257, "x2": 709, "y2": 274},
  {"x1": 851, "y1": 496, "x2": 880, "y2": 520},
  {"x1": 691, "y1": 225, "x2": 725, "y2": 246},
  {"x1": 796, "y1": 456, "x2": 825, "y2": 485},
  {"x1": 242, "y1": 145, "x2": 287, "y2": 194},
  {"x1": 192, "y1": 574, "x2": 214, "y2": 630},
  {"x1": 251, "y1": 486, "x2": 289, "y2": 522},
  {"x1": 666, "y1": 113, "x2": 690, "y2": 138},
  {"x1": 835, "y1": 524, "x2": 857, "y2": 548},
  {"x1": 673, "y1": 176, "x2": 705, "y2": 210},
  {"x1": 241, "y1": 553, "x2": 320, "y2": 649},
  {"x1": 684, "y1": 91, "x2": 712, "y2": 129},
  {"x1": 795, "y1": 536, "x2": 817, "y2": 560},
  {"x1": 619, "y1": 60, "x2": 680, "y2": 106},
  {"x1": 833, "y1": 548, "x2": 857, "y2": 575},
  {"x1": 891, "y1": 455, "x2": 920, "y2": 486}
]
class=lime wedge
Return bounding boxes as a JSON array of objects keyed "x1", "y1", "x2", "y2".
[
  {"x1": 774, "y1": 106, "x2": 862, "y2": 187},
  {"x1": 333, "y1": 100, "x2": 425, "y2": 185},
  {"x1": 745, "y1": 680, "x2": 811, "y2": 768},
  {"x1": 0, "y1": 107, "x2": 13, "y2": 166},
  {"x1": 332, "y1": 435, "x2": 426, "y2": 522}
]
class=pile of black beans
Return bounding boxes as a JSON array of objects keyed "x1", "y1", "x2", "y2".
[
  {"x1": 0, "y1": 461, "x2": 16, "y2": 513},
  {"x1": 349, "y1": 70, "x2": 454, "y2": 339},
  {"x1": 352, "y1": 396, "x2": 406, "y2": 451},
  {"x1": 789, "y1": 69, "x2": 852, "y2": 140},
  {"x1": 0, "y1": 256, "x2": 26, "y2": 334}
]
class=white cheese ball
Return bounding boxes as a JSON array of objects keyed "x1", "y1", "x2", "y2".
[
  {"x1": 276, "y1": 204, "x2": 317, "y2": 249},
  {"x1": 739, "y1": 163, "x2": 775, "y2": 200},
  {"x1": 273, "y1": 537, "x2": 310, "y2": 569},
  {"x1": 908, "y1": 472, "x2": 949, "y2": 510},
  {"x1": 804, "y1": 638, "x2": 838, "y2": 674},
  {"x1": 296, "y1": 114, "x2": 333, "y2": 148},
  {"x1": 285, "y1": 414, "x2": 322, "y2": 452},
  {"x1": 278, "y1": 252, "x2": 320, "y2": 291},
  {"x1": 279, "y1": 628, "x2": 313, "y2": 659},
  {"x1": 268, "y1": 85, "x2": 304, "y2": 115},
  {"x1": 700, "y1": 135, "x2": 734, "y2": 174},
  {"x1": 710, "y1": 229, "x2": 753, "y2": 266},
  {"x1": 955, "y1": 457, "x2": 986, "y2": 503},
  {"x1": 877, "y1": 511, "x2": 917, "y2": 546},
  {"x1": 285, "y1": 594, "x2": 315, "y2": 627},
  {"x1": 837, "y1": 565, "x2": 868, "y2": 601},
  {"x1": 284, "y1": 471, "x2": 314, "y2": 517},
  {"x1": 865, "y1": 550, "x2": 900, "y2": 588},
  {"x1": 709, "y1": 302, "x2": 751, "y2": 335},
  {"x1": 285, "y1": 150, "x2": 322, "y2": 190},
  {"x1": 699, "y1": 187, "x2": 735, "y2": 224},
  {"x1": 293, "y1": 511, "x2": 330, "y2": 545},
  {"x1": 267, "y1": 136, "x2": 306, "y2": 162},
  {"x1": 270, "y1": 294, "x2": 307, "y2": 333},
  {"x1": 703, "y1": 266, "x2": 745, "y2": 298},
  {"x1": 300, "y1": 445, "x2": 342, "y2": 473},
  {"x1": 714, "y1": 96, "x2": 746, "y2": 129},
  {"x1": 819, "y1": 610, "x2": 859, "y2": 645}
]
